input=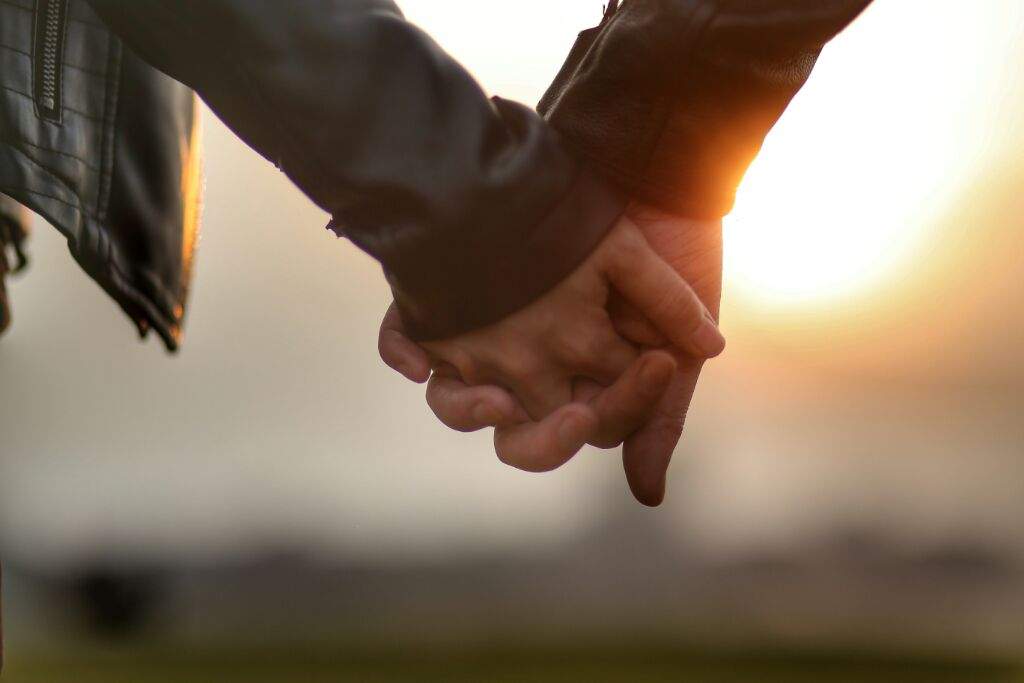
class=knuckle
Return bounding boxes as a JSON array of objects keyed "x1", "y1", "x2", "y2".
[
  {"x1": 558, "y1": 331, "x2": 604, "y2": 365},
  {"x1": 498, "y1": 349, "x2": 544, "y2": 380},
  {"x1": 494, "y1": 439, "x2": 527, "y2": 470},
  {"x1": 559, "y1": 313, "x2": 622, "y2": 368},
  {"x1": 425, "y1": 387, "x2": 460, "y2": 423},
  {"x1": 494, "y1": 437, "x2": 568, "y2": 474},
  {"x1": 448, "y1": 348, "x2": 481, "y2": 385},
  {"x1": 495, "y1": 446, "x2": 515, "y2": 468}
]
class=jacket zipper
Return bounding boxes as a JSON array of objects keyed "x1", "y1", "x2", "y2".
[{"x1": 34, "y1": 0, "x2": 68, "y2": 123}]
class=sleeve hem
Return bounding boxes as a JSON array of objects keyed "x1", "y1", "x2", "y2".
[{"x1": 392, "y1": 164, "x2": 628, "y2": 342}]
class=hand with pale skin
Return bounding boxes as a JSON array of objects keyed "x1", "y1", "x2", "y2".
[{"x1": 380, "y1": 205, "x2": 723, "y2": 503}]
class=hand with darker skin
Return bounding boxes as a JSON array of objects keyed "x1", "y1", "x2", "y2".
[
  {"x1": 380, "y1": 205, "x2": 723, "y2": 504},
  {"x1": 613, "y1": 206, "x2": 723, "y2": 505}
]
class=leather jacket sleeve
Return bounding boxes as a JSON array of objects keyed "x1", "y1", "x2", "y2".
[
  {"x1": 85, "y1": 0, "x2": 627, "y2": 340},
  {"x1": 538, "y1": 0, "x2": 873, "y2": 219}
]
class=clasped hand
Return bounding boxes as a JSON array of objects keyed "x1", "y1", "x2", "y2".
[{"x1": 380, "y1": 206, "x2": 724, "y2": 505}]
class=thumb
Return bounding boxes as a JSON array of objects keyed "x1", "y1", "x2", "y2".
[{"x1": 603, "y1": 225, "x2": 725, "y2": 359}]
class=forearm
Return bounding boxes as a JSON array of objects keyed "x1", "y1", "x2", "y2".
[
  {"x1": 87, "y1": 0, "x2": 627, "y2": 339},
  {"x1": 539, "y1": 0, "x2": 873, "y2": 219}
]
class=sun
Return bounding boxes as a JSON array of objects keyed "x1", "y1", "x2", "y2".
[{"x1": 722, "y1": 0, "x2": 1017, "y2": 310}]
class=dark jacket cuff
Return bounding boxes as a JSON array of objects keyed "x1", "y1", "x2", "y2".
[
  {"x1": 538, "y1": 0, "x2": 873, "y2": 219},
  {"x1": 382, "y1": 163, "x2": 627, "y2": 341}
]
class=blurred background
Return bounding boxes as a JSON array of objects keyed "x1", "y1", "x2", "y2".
[{"x1": 2, "y1": 0, "x2": 1023, "y2": 680}]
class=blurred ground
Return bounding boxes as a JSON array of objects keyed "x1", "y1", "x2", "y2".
[{"x1": 4, "y1": 644, "x2": 1022, "y2": 683}]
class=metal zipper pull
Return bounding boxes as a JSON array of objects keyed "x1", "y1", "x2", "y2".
[{"x1": 33, "y1": 0, "x2": 69, "y2": 124}]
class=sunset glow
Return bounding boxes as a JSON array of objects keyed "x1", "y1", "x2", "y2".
[{"x1": 723, "y1": 2, "x2": 1021, "y2": 309}]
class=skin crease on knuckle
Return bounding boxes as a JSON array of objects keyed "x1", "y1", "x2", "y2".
[
  {"x1": 509, "y1": 368, "x2": 574, "y2": 421},
  {"x1": 663, "y1": 290, "x2": 703, "y2": 337},
  {"x1": 441, "y1": 345, "x2": 484, "y2": 386},
  {"x1": 602, "y1": 220, "x2": 646, "y2": 273},
  {"x1": 489, "y1": 334, "x2": 546, "y2": 382},
  {"x1": 552, "y1": 312, "x2": 612, "y2": 367},
  {"x1": 548, "y1": 301, "x2": 643, "y2": 388}
]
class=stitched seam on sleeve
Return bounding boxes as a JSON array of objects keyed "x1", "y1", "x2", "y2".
[
  {"x1": 8, "y1": 185, "x2": 82, "y2": 210},
  {"x1": 2, "y1": 141, "x2": 92, "y2": 213},
  {"x1": 1, "y1": 42, "x2": 108, "y2": 77},
  {"x1": 0, "y1": 135, "x2": 102, "y2": 171},
  {"x1": 96, "y1": 30, "x2": 119, "y2": 219},
  {"x1": 0, "y1": 0, "x2": 106, "y2": 28},
  {"x1": 0, "y1": 82, "x2": 105, "y2": 120}
]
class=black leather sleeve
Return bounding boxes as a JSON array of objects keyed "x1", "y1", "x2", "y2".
[
  {"x1": 539, "y1": 0, "x2": 872, "y2": 219},
  {"x1": 86, "y1": 0, "x2": 626, "y2": 340}
]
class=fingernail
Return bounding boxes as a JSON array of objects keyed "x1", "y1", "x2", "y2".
[
  {"x1": 473, "y1": 402, "x2": 501, "y2": 426},
  {"x1": 693, "y1": 317, "x2": 726, "y2": 358},
  {"x1": 558, "y1": 413, "x2": 591, "y2": 450}
]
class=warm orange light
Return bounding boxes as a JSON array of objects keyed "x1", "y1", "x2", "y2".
[{"x1": 723, "y1": 1, "x2": 1021, "y2": 310}]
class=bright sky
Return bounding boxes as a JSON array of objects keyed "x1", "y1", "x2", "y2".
[{"x1": 724, "y1": 0, "x2": 1024, "y2": 310}]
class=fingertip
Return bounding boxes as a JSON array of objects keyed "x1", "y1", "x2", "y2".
[
  {"x1": 626, "y1": 464, "x2": 667, "y2": 507},
  {"x1": 406, "y1": 349, "x2": 433, "y2": 383},
  {"x1": 690, "y1": 318, "x2": 726, "y2": 359},
  {"x1": 623, "y1": 430, "x2": 678, "y2": 508},
  {"x1": 405, "y1": 361, "x2": 432, "y2": 384},
  {"x1": 395, "y1": 355, "x2": 432, "y2": 384},
  {"x1": 634, "y1": 486, "x2": 666, "y2": 508}
]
